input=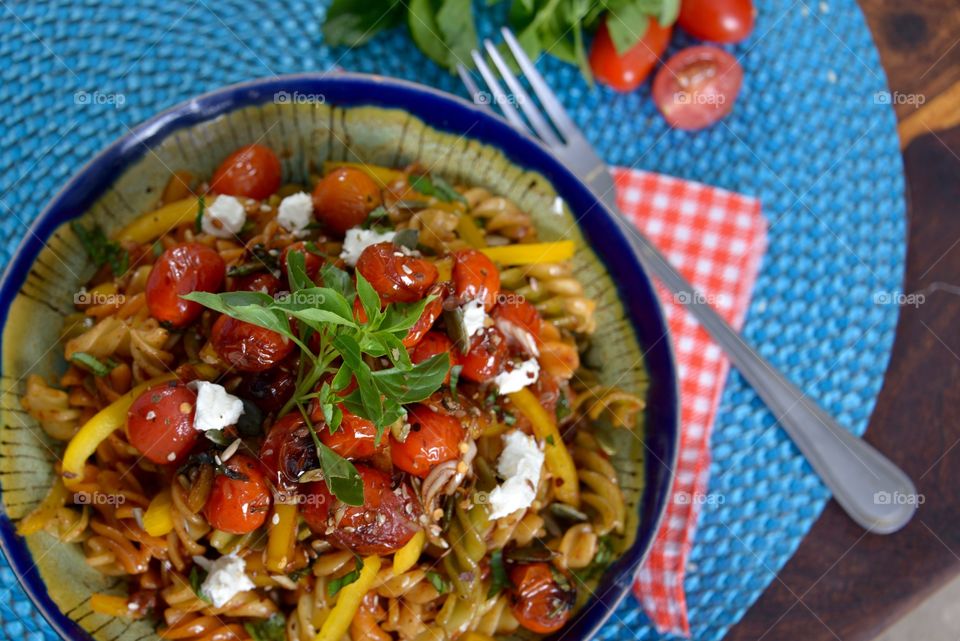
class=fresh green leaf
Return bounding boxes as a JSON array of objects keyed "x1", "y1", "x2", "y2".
[
  {"x1": 408, "y1": 174, "x2": 463, "y2": 203},
  {"x1": 436, "y1": 0, "x2": 478, "y2": 72},
  {"x1": 327, "y1": 557, "x2": 363, "y2": 597},
  {"x1": 71, "y1": 221, "x2": 129, "y2": 277},
  {"x1": 320, "y1": 263, "x2": 356, "y2": 301},
  {"x1": 189, "y1": 565, "x2": 211, "y2": 603},
  {"x1": 605, "y1": 2, "x2": 649, "y2": 55},
  {"x1": 449, "y1": 364, "x2": 463, "y2": 400},
  {"x1": 355, "y1": 272, "x2": 382, "y2": 326},
  {"x1": 317, "y1": 442, "x2": 364, "y2": 506},
  {"x1": 392, "y1": 228, "x2": 420, "y2": 250},
  {"x1": 285, "y1": 248, "x2": 314, "y2": 292},
  {"x1": 70, "y1": 352, "x2": 116, "y2": 377},
  {"x1": 227, "y1": 262, "x2": 267, "y2": 278},
  {"x1": 244, "y1": 613, "x2": 286, "y2": 641},
  {"x1": 407, "y1": 0, "x2": 456, "y2": 70},
  {"x1": 194, "y1": 195, "x2": 205, "y2": 233},
  {"x1": 379, "y1": 297, "x2": 431, "y2": 336},
  {"x1": 181, "y1": 291, "x2": 295, "y2": 340},
  {"x1": 322, "y1": 0, "x2": 405, "y2": 47},
  {"x1": 370, "y1": 352, "x2": 450, "y2": 404},
  {"x1": 426, "y1": 570, "x2": 450, "y2": 594},
  {"x1": 487, "y1": 549, "x2": 509, "y2": 598}
]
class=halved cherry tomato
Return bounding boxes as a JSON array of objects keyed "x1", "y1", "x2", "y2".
[
  {"x1": 679, "y1": 0, "x2": 755, "y2": 43},
  {"x1": 453, "y1": 249, "x2": 500, "y2": 311},
  {"x1": 356, "y1": 242, "x2": 438, "y2": 303},
  {"x1": 237, "y1": 357, "x2": 297, "y2": 412},
  {"x1": 258, "y1": 413, "x2": 318, "y2": 487},
  {"x1": 509, "y1": 563, "x2": 576, "y2": 634},
  {"x1": 493, "y1": 296, "x2": 542, "y2": 356},
  {"x1": 231, "y1": 270, "x2": 283, "y2": 296},
  {"x1": 403, "y1": 282, "x2": 450, "y2": 347},
  {"x1": 459, "y1": 327, "x2": 508, "y2": 383},
  {"x1": 652, "y1": 46, "x2": 743, "y2": 131},
  {"x1": 410, "y1": 331, "x2": 460, "y2": 384},
  {"x1": 146, "y1": 243, "x2": 225, "y2": 328},
  {"x1": 210, "y1": 314, "x2": 294, "y2": 372},
  {"x1": 203, "y1": 453, "x2": 272, "y2": 535},
  {"x1": 280, "y1": 241, "x2": 324, "y2": 282},
  {"x1": 127, "y1": 381, "x2": 198, "y2": 465},
  {"x1": 589, "y1": 19, "x2": 673, "y2": 92},
  {"x1": 301, "y1": 465, "x2": 421, "y2": 555},
  {"x1": 211, "y1": 144, "x2": 282, "y2": 200},
  {"x1": 390, "y1": 404, "x2": 463, "y2": 478},
  {"x1": 312, "y1": 167, "x2": 382, "y2": 234},
  {"x1": 318, "y1": 406, "x2": 382, "y2": 460}
]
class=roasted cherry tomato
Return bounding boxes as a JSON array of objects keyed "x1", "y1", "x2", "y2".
[
  {"x1": 318, "y1": 406, "x2": 382, "y2": 460},
  {"x1": 356, "y1": 242, "x2": 439, "y2": 303},
  {"x1": 280, "y1": 241, "x2": 324, "y2": 281},
  {"x1": 410, "y1": 331, "x2": 460, "y2": 384},
  {"x1": 589, "y1": 19, "x2": 673, "y2": 92},
  {"x1": 210, "y1": 314, "x2": 294, "y2": 372},
  {"x1": 509, "y1": 563, "x2": 577, "y2": 634},
  {"x1": 258, "y1": 413, "x2": 318, "y2": 487},
  {"x1": 210, "y1": 144, "x2": 282, "y2": 200},
  {"x1": 403, "y1": 282, "x2": 450, "y2": 347},
  {"x1": 679, "y1": 0, "x2": 755, "y2": 43},
  {"x1": 390, "y1": 404, "x2": 463, "y2": 478},
  {"x1": 493, "y1": 296, "x2": 542, "y2": 356},
  {"x1": 126, "y1": 381, "x2": 198, "y2": 465},
  {"x1": 652, "y1": 46, "x2": 743, "y2": 131},
  {"x1": 237, "y1": 358, "x2": 297, "y2": 413},
  {"x1": 460, "y1": 327, "x2": 508, "y2": 383},
  {"x1": 453, "y1": 249, "x2": 500, "y2": 311},
  {"x1": 231, "y1": 270, "x2": 283, "y2": 296},
  {"x1": 146, "y1": 243, "x2": 225, "y2": 328},
  {"x1": 301, "y1": 465, "x2": 422, "y2": 555},
  {"x1": 312, "y1": 167, "x2": 382, "y2": 234},
  {"x1": 203, "y1": 453, "x2": 272, "y2": 535}
]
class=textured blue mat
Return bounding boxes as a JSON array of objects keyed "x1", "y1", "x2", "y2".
[{"x1": 0, "y1": 1, "x2": 905, "y2": 640}]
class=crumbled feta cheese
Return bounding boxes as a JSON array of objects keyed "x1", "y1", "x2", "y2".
[
  {"x1": 276, "y1": 192, "x2": 314, "y2": 236},
  {"x1": 339, "y1": 227, "x2": 396, "y2": 266},
  {"x1": 192, "y1": 381, "x2": 244, "y2": 432},
  {"x1": 487, "y1": 431, "x2": 544, "y2": 519},
  {"x1": 193, "y1": 554, "x2": 255, "y2": 608},
  {"x1": 492, "y1": 358, "x2": 540, "y2": 394},
  {"x1": 202, "y1": 195, "x2": 246, "y2": 238},
  {"x1": 461, "y1": 298, "x2": 486, "y2": 338}
]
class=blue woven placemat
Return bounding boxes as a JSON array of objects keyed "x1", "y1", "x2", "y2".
[{"x1": 0, "y1": 1, "x2": 905, "y2": 640}]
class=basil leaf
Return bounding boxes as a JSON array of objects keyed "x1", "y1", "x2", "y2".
[
  {"x1": 370, "y1": 352, "x2": 449, "y2": 404},
  {"x1": 317, "y1": 442, "x2": 363, "y2": 506},
  {"x1": 194, "y1": 195, "x2": 205, "y2": 233},
  {"x1": 392, "y1": 228, "x2": 420, "y2": 250},
  {"x1": 70, "y1": 352, "x2": 115, "y2": 377},
  {"x1": 275, "y1": 287, "x2": 356, "y2": 327},
  {"x1": 407, "y1": 0, "x2": 454, "y2": 70},
  {"x1": 327, "y1": 557, "x2": 363, "y2": 597},
  {"x1": 285, "y1": 248, "x2": 314, "y2": 292},
  {"x1": 244, "y1": 613, "x2": 286, "y2": 641},
  {"x1": 355, "y1": 272, "x2": 382, "y2": 326},
  {"x1": 189, "y1": 565, "x2": 211, "y2": 603},
  {"x1": 487, "y1": 549, "x2": 509, "y2": 598},
  {"x1": 320, "y1": 263, "x2": 356, "y2": 302},
  {"x1": 605, "y1": 3, "x2": 649, "y2": 55},
  {"x1": 426, "y1": 570, "x2": 449, "y2": 594},
  {"x1": 322, "y1": 0, "x2": 405, "y2": 47},
  {"x1": 181, "y1": 291, "x2": 294, "y2": 339},
  {"x1": 333, "y1": 334, "x2": 383, "y2": 421},
  {"x1": 380, "y1": 297, "x2": 431, "y2": 335},
  {"x1": 436, "y1": 0, "x2": 477, "y2": 72}
]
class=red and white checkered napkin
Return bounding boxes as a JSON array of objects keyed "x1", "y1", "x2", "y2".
[{"x1": 610, "y1": 168, "x2": 767, "y2": 636}]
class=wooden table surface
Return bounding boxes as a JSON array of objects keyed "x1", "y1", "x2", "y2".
[{"x1": 728, "y1": 2, "x2": 960, "y2": 639}]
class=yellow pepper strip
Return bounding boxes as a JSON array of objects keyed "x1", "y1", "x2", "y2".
[
  {"x1": 433, "y1": 256, "x2": 453, "y2": 282},
  {"x1": 322, "y1": 161, "x2": 406, "y2": 188},
  {"x1": 17, "y1": 477, "x2": 69, "y2": 536},
  {"x1": 142, "y1": 489, "x2": 174, "y2": 537},
  {"x1": 315, "y1": 555, "x2": 382, "y2": 641},
  {"x1": 114, "y1": 197, "x2": 199, "y2": 244},
  {"x1": 265, "y1": 501, "x2": 299, "y2": 573},
  {"x1": 456, "y1": 214, "x2": 486, "y2": 249},
  {"x1": 462, "y1": 633, "x2": 497, "y2": 641},
  {"x1": 90, "y1": 593, "x2": 131, "y2": 617},
  {"x1": 392, "y1": 530, "x2": 425, "y2": 575},
  {"x1": 480, "y1": 240, "x2": 576, "y2": 266},
  {"x1": 509, "y1": 388, "x2": 580, "y2": 507},
  {"x1": 62, "y1": 374, "x2": 176, "y2": 489}
]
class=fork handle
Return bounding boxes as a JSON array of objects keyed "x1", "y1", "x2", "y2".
[{"x1": 608, "y1": 210, "x2": 916, "y2": 533}]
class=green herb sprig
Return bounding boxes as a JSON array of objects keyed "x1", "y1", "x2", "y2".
[{"x1": 71, "y1": 221, "x2": 129, "y2": 277}]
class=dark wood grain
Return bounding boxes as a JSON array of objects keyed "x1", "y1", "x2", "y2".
[{"x1": 727, "y1": 3, "x2": 960, "y2": 638}]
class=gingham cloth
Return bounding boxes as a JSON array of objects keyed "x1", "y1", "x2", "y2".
[{"x1": 612, "y1": 168, "x2": 767, "y2": 636}]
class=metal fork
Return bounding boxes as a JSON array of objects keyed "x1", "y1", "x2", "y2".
[{"x1": 459, "y1": 29, "x2": 916, "y2": 534}]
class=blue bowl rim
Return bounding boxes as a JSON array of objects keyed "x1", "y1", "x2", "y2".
[{"x1": 0, "y1": 72, "x2": 680, "y2": 641}]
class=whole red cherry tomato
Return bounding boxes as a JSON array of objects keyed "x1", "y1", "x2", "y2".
[
  {"x1": 258, "y1": 413, "x2": 318, "y2": 488},
  {"x1": 231, "y1": 270, "x2": 283, "y2": 296},
  {"x1": 652, "y1": 46, "x2": 744, "y2": 130},
  {"x1": 210, "y1": 314, "x2": 294, "y2": 372},
  {"x1": 203, "y1": 453, "x2": 272, "y2": 534},
  {"x1": 493, "y1": 297, "x2": 542, "y2": 356},
  {"x1": 146, "y1": 243, "x2": 225, "y2": 328},
  {"x1": 390, "y1": 404, "x2": 463, "y2": 478},
  {"x1": 301, "y1": 465, "x2": 422, "y2": 555},
  {"x1": 312, "y1": 168, "x2": 382, "y2": 234},
  {"x1": 410, "y1": 331, "x2": 460, "y2": 384},
  {"x1": 403, "y1": 282, "x2": 450, "y2": 348},
  {"x1": 460, "y1": 327, "x2": 508, "y2": 383},
  {"x1": 280, "y1": 241, "x2": 324, "y2": 281},
  {"x1": 679, "y1": 0, "x2": 755, "y2": 43},
  {"x1": 509, "y1": 563, "x2": 576, "y2": 634},
  {"x1": 590, "y1": 19, "x2": 673, "y2": 92},
  {"x1": 453, "y1": 249, "x2": 500, "y2": 311},
  {"x1": 318, "y1": 406, "x2": 382, "y2": 460},
  {"x1": 126, "y1": 381, "x2": 198, "y2": 465},
  {"x1": 211, "y1": 144, "x2": 282, "y2": 200},
  {"x1": 356, "y1": 242, "x2": 438, "y2": 303}
]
